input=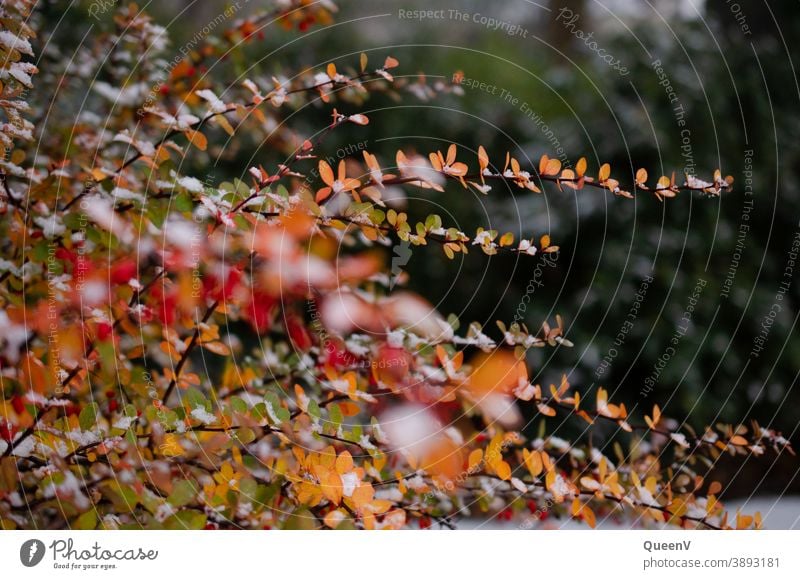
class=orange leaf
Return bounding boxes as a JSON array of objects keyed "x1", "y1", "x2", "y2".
[
  {"x1": 544, "y1": 158, "x2": 561, "y2": 176},
  {"x1": 495, "y1": 460, "x2": 512, "y2": 481},
  {"x1": 348, "y1": 114, "x2": 369, "y2": 125},
  {"x1": 468, "y1": 350, "x2": 528, "y2": 395},
  {"x1": 540, "y1": 234, "x2": 551, "y2": 249},
  {"x1": 576, "y1": 157, "x2": 587, "y2": 177},
  {"x1": 537, "y1": 404, "x2": 556, "y2": 417},
  {"x1": 186, "y1": 130, "x2": 207, "y2": 151},
  {"x1": 538, "y1": 154, "x2": 549, "y2": 174},
  {"x1": 468, "y1": 449, "x2": 483, "y2": 471},
  {"x1": 319, "y1": 160, "x2": 335, "y2": 186},
  {"x1": 201, "y1": 341, "x2": 230, "y2": 356}
]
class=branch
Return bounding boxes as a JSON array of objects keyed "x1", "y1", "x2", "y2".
[{"x1": 161, "y1": 300, "x2": 219, "y2": 404}]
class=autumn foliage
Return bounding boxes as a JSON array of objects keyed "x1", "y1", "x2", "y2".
[{"x1": 0, "y1": 1, "x2": 792, "y2": 530}]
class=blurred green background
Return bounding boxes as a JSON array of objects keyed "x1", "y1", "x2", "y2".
[{"x1": 42, "y1": 0, "x2": 799, "y2": 497}]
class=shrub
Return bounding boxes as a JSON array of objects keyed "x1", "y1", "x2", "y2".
[{"x1": 0, "y1": 1, "x2": 792, "y2": 530}]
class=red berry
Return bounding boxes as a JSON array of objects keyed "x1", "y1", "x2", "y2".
[
  {"x1": 245, "y1": 290, "x2": 277, "y2": 334},
  {"x1": 286, "y1": 315, "x2": 313, "y2": 352},
  {"x1": 96, "y1": 321, "x2": 113, "y2": 341},
  {"x1": 110, "y1": 259, "x2": 137, "y2": 285},
  {"x1": 55, "y1": 247, "x2": 78, "y2": 266},
  {"x1": 0, "y1": 421, "x2": 17, "y2": 442},
  {"x1": 11, "y1": 396, "x2": 26, "y2": 415}
]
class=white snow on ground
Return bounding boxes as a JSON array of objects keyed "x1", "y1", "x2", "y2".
[{"x1": 456, "y1": 497, "x2": 800, "y2": 530}]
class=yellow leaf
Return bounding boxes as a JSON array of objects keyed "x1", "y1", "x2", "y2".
[
  {"x1": 216, "y1": 115, "x2": 235, "y2": 136},
  {"x1": 336, "y1": 451, "x2": 354, "y2": 474},
  {"x1": 736, "y1": 512, "x2": 753, "y2": 529},
  {"x1": 598, "y1": 163, "x2": 611, "y2": 182},
  {"x1": 159, "y1": 434, "x2": 184, "y2": 457},
  {"x1": 10, "y1": 149, "x2": 25, "y2": 165},
  {"x1": 495, "y1": 460, "x2": 511, "y2": 481},
  {"x1": 468, "y1": 449, "x2": 483, "y2": 471},
  {"x1": 583, "y1": 505, "x2": 597, "y2": 528},
  {"x1": 324, "y1": 508, "x2": 348, "y2": 529},
  {"x1": 186, "y1": 130, "x2": 207, "y2": 151},
  {"x1": 499, "y1": 232, "x2": 514, "y2": 247}
]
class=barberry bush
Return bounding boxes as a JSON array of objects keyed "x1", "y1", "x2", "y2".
[{"x1": 0, "y1": 1, "x2": 792, "y2": 530}]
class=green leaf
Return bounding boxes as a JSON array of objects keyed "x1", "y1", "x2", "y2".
[
  {"x1": 283, "y1": 507, "x2": 317, "y2": 530},
  {"x1": 167, "y1": 480, "x2": 198, "y2": 507},
  {"x1": 239, "y1": 477, "x2": 257, "y2": 498},
  {"x1": 165, "y1": 510, "x2": 206, "y2": 530},
  {"x1": 230, "y1": 396, "x2": 248, "y2": 414},
  {"x1": 234, "y1": 178, "x2": 250, "y2": 198},
  {"x1": 263, "y1": 392, "x2": 289, "y2": 425},
  {"x1": 79, "y1": 402, "x2": 99, "y2": 431},
  {"x1": 370, "y1": 209, "x2": 386, "y2": 225},
  {"x1": 174, "y1": 192, "x2": 194, "y2": 213},
  {"x1": 328, "y1": 403, "x2": 343, "y2": 427},
  {"x1": 75, "y1": 509, "x2": 97, "y2": 530},
  {"x1": 235, "y1": 426, "x2": 255, "y2": 445},
  {"x1": 32, "y1": 241, "x2": 49, "y2": 262},
  {"x1": 447, "y1": 313, "x2": 460, "y2": 331},
  {"x1": 185, "y1": 387, "x2": 206, "y2": 409},
  {"x1": 308, "y1": 400, "x2": 321, "y2": 421}
]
